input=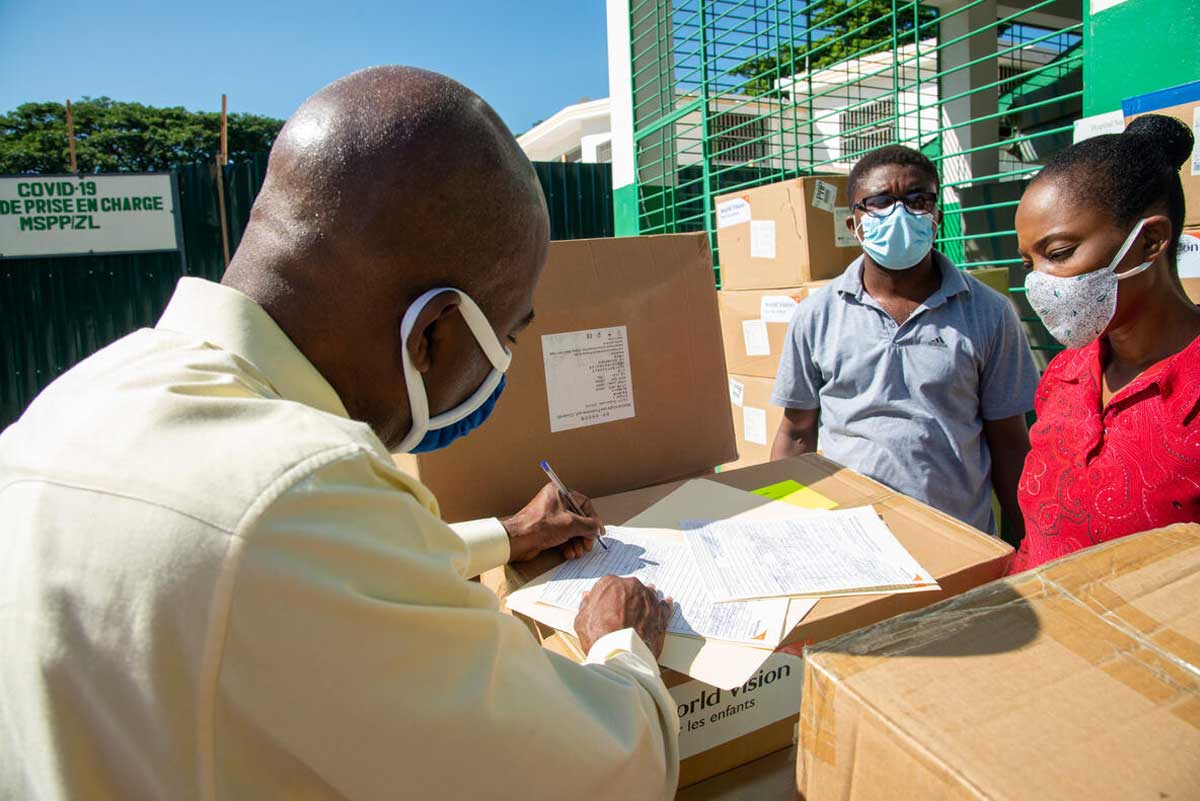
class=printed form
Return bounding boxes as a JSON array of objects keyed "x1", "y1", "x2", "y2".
[
  {"x1": 538, "y1": 526, "x2": 788, "y2": 646},
  {"x1": 684, "y1": 506, "x2": 938, "y2": 602}
]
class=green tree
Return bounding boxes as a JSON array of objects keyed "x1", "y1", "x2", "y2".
[
  {"x1": 731, "y1": 1, "x2": 937, "y2": 97},
  {"x1": 0, "y1": 97, "x2": 284, "y2": 174}
]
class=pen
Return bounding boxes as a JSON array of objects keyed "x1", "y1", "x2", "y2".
[{"x1": 540, "y1": 460, "x2": 608, "y2": 550}]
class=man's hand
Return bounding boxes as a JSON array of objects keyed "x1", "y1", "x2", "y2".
[
  {"x1": 501, "y1": 482, "x2": 605, "y2": 563},
  {"x1": 574, "y1": 576, "x2": 674, "y2": 658}
]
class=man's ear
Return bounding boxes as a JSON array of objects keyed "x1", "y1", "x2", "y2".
[
  {"x1": 405, "y1": 291, "x2": 461, "y2": 374},
  {"x1": 844, "y1": 212, "x2": 857, "y2": 234},
  {"x1": 1139, "y1": 214, "x2": 1174, "y2": 265}
]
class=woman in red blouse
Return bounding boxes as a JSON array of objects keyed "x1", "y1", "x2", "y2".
[{"x1": 1012, "y1": 114, "x2": 1200, "y2": 573}]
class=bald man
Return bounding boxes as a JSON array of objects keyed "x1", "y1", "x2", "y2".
[{"x1": 0, "y1": 68, "x2": 678, "y2": 801}]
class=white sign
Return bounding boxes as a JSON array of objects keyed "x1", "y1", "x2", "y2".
[
  {"x1": 729, "y1": 378, "x2": 745, "y2": 407},
  {"x1": 0, "y1": 174, "x2": 179, "y2": 258},
  {"x1": 811, "y1": 179, "x2": 837, "y2": 213},
  {"x1": 743, "y1": 406, "x2": 768, "y2": 446},
  {"x1": 716, "y1": 196, "x2": 752, "y2": 228},
  {"x1": 833, "y1": 206, "x2": 858, "y2": 248},
  {"x1": 671, "y1": 652, "x2": 803, "y2": 759},
  {"x1": 541, "y1": 326, "x2": 636, "y2": 433},
  {"x1": 749, "y1": 219, "x2": 776, "y2": 259},
  {"x1": 1193, "y1": 106, "x2": 1200, "y2": 177},
  {"x1": 1178, "y1": 234, "x2": 1200, "y2": 279},
  {"x1": 1072, "y1": 110, "x2": 1125, "y2": 144},
  {"x1": 1090, "y1": 0, "x2": 1131, "y2": 14},
  {"x1": 760, "y1": 294, "x2": 799, "y2": 324},
  {"x1": 742, "y1": 319, "x2": 770, "y2": 357}
]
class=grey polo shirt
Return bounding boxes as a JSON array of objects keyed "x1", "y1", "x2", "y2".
[{"x1": 771, "y1": 252, "x2": 1039, "y2": 533}]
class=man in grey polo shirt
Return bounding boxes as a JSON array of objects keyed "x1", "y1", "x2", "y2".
[{"x1": 770, "y1": 145, "x2": 1038, "y2": 536}]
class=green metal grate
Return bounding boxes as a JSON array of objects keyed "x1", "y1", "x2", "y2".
[{"x1": 627, "y1": 0, "x2": 1084, "y2": 357}]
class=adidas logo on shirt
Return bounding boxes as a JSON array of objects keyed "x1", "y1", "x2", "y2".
[{"x1": 928, "y1": 336, "x2": 948, "y2": 348}]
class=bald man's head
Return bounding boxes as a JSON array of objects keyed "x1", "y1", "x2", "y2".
[{"x1": 223, "y1": 66, "x2": 549, "y2": 449}]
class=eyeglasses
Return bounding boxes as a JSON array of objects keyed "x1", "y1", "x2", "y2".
[{"x1": 852, "y1": 191, "x2": 938, "y2": 218}]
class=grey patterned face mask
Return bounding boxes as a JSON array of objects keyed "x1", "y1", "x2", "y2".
[{"x1": 1024, "y1": 219, "x2": 1152, "y2": 350}]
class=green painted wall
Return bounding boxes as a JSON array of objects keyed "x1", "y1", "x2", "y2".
[
  {"x1": 1084, "y1": 0, "x2": 1200, "y2": 115},
  {"x1": 613, "y1": 183, "x2": 639, "y2": 236}
]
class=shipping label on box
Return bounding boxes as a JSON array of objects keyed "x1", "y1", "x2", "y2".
[
  {"x1": 671, "y1": 652, "x2": 803, "y2": 760},
  {"x1": 542, "y1": 325, "x2": 636, "y2": 433},
  {"x1": 760, "y1": 294, "x2": 799, "y2": 324},
  {"x1": 729, "y1": 378, "x2": 745, "y2": 407},
  {"x1": 717, "y1": 196, "x2": 752, "y2": 228},
  {"x1": 833, "y1": 207, "x2": 856, "y2": 248},
  {"x1": 750, "y1": 220, "x2": 776, "y2": 259},
  {"x1": 811, "y1": 180, "x2": 838, "y2": 213}
]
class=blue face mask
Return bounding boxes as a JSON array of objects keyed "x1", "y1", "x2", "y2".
[
  {"x1": 409, "y1": 375, "x2": 506, "y2": 453},
  {"x1": 856, "y1": 206, "x2": 936, "y2": 270},
  {"x1": 394, "y1": 288, "x2": 513, "y2": 454}
]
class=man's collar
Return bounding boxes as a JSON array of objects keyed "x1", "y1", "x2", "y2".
[
  {"x1": 836, "y1": 250, "x2": 970, "y2": 307},
  {"x1": 156, "y1": 277, "x2": 350, "y2": 419}
]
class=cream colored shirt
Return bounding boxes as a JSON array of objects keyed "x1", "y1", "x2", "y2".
[{"x1": 0, "y1": 277, "x2": 679, "y2": 801}]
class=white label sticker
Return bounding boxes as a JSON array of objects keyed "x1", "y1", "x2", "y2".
[
  {"x1": 1192, "y1": 106, "x2": 1200, "y2": 177},
  {"x1": 729, "y1": 378, "x2": 745, "y2": 407},
  {"x1": 717, "y1": 196, "x2": 752, "y2": 228},
  {"x1": 1090, "y1": 0, "x2": 1129, "y2": 14},
  {"x1": 1072, "y1": 110, "x2": 1125, "y2": 144},
  {"x1": 670, "y1": 653, "x2": 804, "y2": 760},
  {"x1": 811, "y1": 179, "x2": 837, "y2": 213},
  {"x1": 743, "y1": 406, "x2": 768, "y2": 446},
  {"x1": 760, "y1": 294, "x2": 799, "y2": 324},
  {"x1": 749, "y1": 219, "x2": 776, "y2": 259},
  {"x1": 541, "y1": 326, "x2": 635, "y2": 433},
  {"x1": 833, "y1": 206, "x2": 858, "y2": 248},
  {"x1": 742, "y1": 319, "x2": 770, "y2": 357},
  {"x1": 1178, "y1": 234, "x2": 1200, "y2": 279}
]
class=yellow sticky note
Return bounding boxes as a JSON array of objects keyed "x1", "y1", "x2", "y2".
[{"x1": 751, "y1": 479, "x2": 838, "y2": 510}]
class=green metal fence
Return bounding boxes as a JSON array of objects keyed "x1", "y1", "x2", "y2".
[
  {"x1": 1, "y1": 159, "x2": 614, "y2": 430},
  {"x1": 627, "y1": 0, "x2": 1084, "y2": 354}
]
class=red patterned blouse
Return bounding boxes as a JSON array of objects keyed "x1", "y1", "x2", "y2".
[{"x1": 1013, "y1": 333, "x2": 1200, "y2": 573}]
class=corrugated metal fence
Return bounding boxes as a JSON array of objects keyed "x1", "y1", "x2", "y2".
[{"x1": 1, "y1": 158, "x2": 614, "y2": 430}]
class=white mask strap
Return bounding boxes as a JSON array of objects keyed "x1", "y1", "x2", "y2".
[
  {"x1": 1109, "y1": 218, "x2": 1151, "y2": 280},
  {"x1": 395, "y1": 288, "x2": 512, "y2": 453}
]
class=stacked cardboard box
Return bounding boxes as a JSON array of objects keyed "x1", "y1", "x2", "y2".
[
  {"x1": 797, "y1": 523, "x2": 1200, "y2": 801},
  {"x1": 714, "y1": 176, "x2": 859, "y2": 472},
  {"x1": 393, "y1": 233, "x2": 736, "y2": 523},
  {"x1": 486, "y1": 454, "x2": 1013, "y2": 787}
]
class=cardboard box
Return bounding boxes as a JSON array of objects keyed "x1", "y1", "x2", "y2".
[
  {"x1": 717, "y1": 288, "x2": 805, "y2": 378},
  {"x1": 392, "y1": 234, "x2": 736, "y2": 523},
  {"x1": 1179, "y1": 228, "x2": 1200, "y2": 304},
  {"x1": 715, "y1": 176, "x2": 861, "y2": 290},
  {"x1": 1123, "y1": 80, "x2": 1200, "y2": 227},
  {"x1": 796, "y1": 523, "x2": 1200, "y2": 801},
  {"x1": 489, "y1": 455, "x2": 1013, "y2": 787},
  {"x1": 965, "y1": 265, "x2": 1010, "y2": 296},
  {"x1": 725, "y1": 374, "x2": 783, "y2": 470}
]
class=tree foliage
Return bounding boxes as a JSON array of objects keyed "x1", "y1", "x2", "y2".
[
  {"x1": 0, "y1": 97, "x2": 284, "y2": 175},
  {"x1": 731, "y1": 1, "x2": 938, "y2": 97}
]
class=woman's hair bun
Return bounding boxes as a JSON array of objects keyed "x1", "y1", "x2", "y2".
[{"x1": 1125, "y1": 113, "x2": 1195, "y2": 171}]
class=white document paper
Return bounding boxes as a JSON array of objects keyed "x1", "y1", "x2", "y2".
[
  {"x1": 717, "y1": 196, "x2": 752, "y2": 228},
  {"x1": 742, "y1": 406, "x2": 767, "y2": 446},
  {"x1": 685, "y1": 506, "x2": 938, "y2": 602},
  {"x1": 729, "y1": 378, "x2": 745, "y2": 407},
  {"x1": 741, "y1": 319, "x2": 770, "y2": 356},
  {"x1": 539, "y1": 526, "x2": 788, "y2": 646},
  {"x1": 506, "y1": 479, "x2": 821, "y2": 689},
  {"x1": 541, "y1": 326, "x2": 635, "y2": 433},
  {"x1": 1193, "y1": 106, "x2": 1200, "y2": 176},
  {"x1": 759, "y1": 294, "x2": 798, "y2": 324},
  {"x1": 1178, "y1": 234, "x2": 1200, "y2": 279},
  {"x1": 749, "y1": 219, "x2": 776, "y2": 259},
  {"x1": 811, "y1": 179, "x2": 837, "y2": 213},
  {"x1": 1072, "y1": 109, "x2": 1125, "y2": 144},
  {"x1": 833, "y1": 206, "x2": 857, "y2": 247}
]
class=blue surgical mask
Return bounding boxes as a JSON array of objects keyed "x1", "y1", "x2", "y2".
[
  {"x1": 394, "y1": 288, "x2": 512, "y2": 454},
  {"x1": 856, "y1": 206, "x2": 936, "y2": 270}
]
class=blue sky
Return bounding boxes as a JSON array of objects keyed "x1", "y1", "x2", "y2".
[{"x1": 0, "y1": 0, "x2": 610, "y2": 133}]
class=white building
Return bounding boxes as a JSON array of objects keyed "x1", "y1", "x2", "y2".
[{"x1": 517, "y1": 98, "x2": 613, "y2": 163}]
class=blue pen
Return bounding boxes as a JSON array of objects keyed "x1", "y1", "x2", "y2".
[{"x1": 540, "y1": 460, "x2": 608, "y2": 550}]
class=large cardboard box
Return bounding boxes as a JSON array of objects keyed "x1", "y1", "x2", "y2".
[
  {"x1": 488, "y1": 455, "x2": 1013, "y2": 787},
  {"x1": 715, "y1": 176, "x2": 861, "y2": 290},
  {"x1": 796, "y1": 523, "x2": 1200, "y2": 801},
  {"x1": 1123, "y1": 80, "x2": 1200, "y2": 227},
  {"x1": 725, "y1": 374, "x2": 783, "y2": 470},
  {"x1": 393, "y1": 234, "x2": 737, "y2": 523},
  {"x1": 717, "y1": 288, "x2": 805, "y2": 378}
]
